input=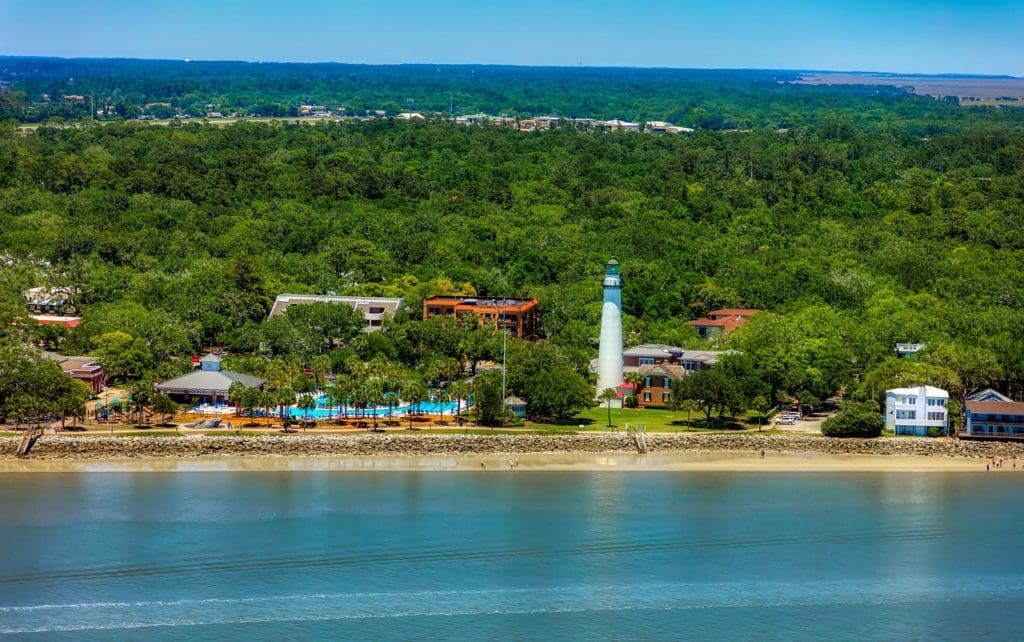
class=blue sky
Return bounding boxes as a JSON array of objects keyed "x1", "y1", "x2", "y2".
[{"x1": 1, "y1": 0, "x2": 1020, "y2": 75}]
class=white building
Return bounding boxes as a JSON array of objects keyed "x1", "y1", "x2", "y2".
[
  {"x1": 268, "y1": 295, "x2": 403, "y2": 332},
  {"x1": 885, "y1": 385, "x2": 949, "y2": 436}
]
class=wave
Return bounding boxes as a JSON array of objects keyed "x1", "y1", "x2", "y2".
[{"x1": 3, "y1": 577, "x2": 1024, "y2": 634}]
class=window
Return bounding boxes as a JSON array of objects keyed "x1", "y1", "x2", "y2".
[
  {"x1": 368, "y1": 306, "x2": 385, "y2": 314},
  {"x1": 907, "y1": 396, "x2": 917, "y2": 404},
  {"x1": 927, "y1": 412, "x2": 945, "y2": 421},
  {"x1": 927, "y1": 398, "x2": 947, "y2": 407},
  {"x1": 662, "y1": 392, "x2": 670, "y2": 403},
  {"x1": 639, "y1": 357, "x2": 655, "y2": 365},
  {"x1": 895, "y1": 410, "x2": 916, "y2": 420},
  {"x1": 643, "y1": 392, "x2": 651, "y2": 402}
]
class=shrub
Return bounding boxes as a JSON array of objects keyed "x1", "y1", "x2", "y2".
[{"x1": 821, "y1": 401, "x2": 883, "y2": 438}]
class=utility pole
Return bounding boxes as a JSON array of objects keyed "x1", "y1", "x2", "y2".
[{"x1": 501, "y1": 313, "x2": 508, "y2": 401}]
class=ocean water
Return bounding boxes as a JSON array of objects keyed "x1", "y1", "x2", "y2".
[{"x1": 2, "y1": 472, "x2": 1023, "y2": 639}]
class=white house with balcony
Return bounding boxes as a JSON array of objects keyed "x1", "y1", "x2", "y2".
[
  {"x1": 885, "y1": 385, "x2": 949, "y2": 436},
  {"x1": 268, "y1": 295, "x2": 403, "y2": 332}
]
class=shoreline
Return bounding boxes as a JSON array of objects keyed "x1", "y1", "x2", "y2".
[
  {"x1": 2, "y1": 433, "x2": 1022, "y2": 473},
  {"x1": 0, "y1": 450, "x2": 1009, "y2": 473}
]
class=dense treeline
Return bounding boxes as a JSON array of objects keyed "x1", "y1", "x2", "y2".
[
  {"x1": 2, "y1": 57, "x2": 1015, "y2": 133},
  {"x1": 1, "y1": 100, "x2": 1024, "y2": 424}
]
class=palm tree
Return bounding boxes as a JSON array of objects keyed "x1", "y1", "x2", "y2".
[
  {"x1": 350, "y1": 384, "x2": 369, "y2": 424},
  {"x1": 276, "y1": 385, "x2": 296, "y2": 431},
  {"x1": 297, "y1": 393, "x2": 316, "y2": 431},
  {"x1": 365, "y1": 379, "x2": 385, "y2": 431},
  {"x1": 329, "y1": 376, "x2": 352, "y2": 421},
  {"x1": 449, "y1": 380, "x2": 468, "y2": 426},
  {"x1": 310, "y1": 354, "x2": 332, "y2": 391},
  {"x1": 624, "y1": 372, "x2": 644, "y2": 408},
  {"x1": 599, "y1": 388, "x2": 619, "y2": 428},
  {"x1": 402, "y1": 377, "x2": 428, "y2": 429},
  {"x1": 258, "y1": 390, "x2": 275, "y2": 427},
  {"x1": 127, "y1": 379, "x2": 152, "y2": 426},
  {"x1": 241, "y1": 386, "x2": 261, "y2": 423},
  {"x1": 228, "y1": 381, "x2": 247, "y2": 418}
]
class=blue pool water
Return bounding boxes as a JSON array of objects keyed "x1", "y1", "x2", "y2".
[
  {"x1": 278, "y1": 397, "x2": 463, "y2": 419},
  {"x1": 3, "y1": 472, "x2": 1024, "y2": 639}
]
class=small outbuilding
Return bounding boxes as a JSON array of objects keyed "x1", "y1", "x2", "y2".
[
  {"x1": 504, "y1": 395, "x2": 528, "y2": 418},
  {"x1": 154, "y1": 354, "x2": 265, "y2": 404}
]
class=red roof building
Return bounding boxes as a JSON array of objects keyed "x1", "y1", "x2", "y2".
[
  {"x1": 687, "y1": 309, "x2": 761, "y2": 338},
  {"x1": 30, "y1": 314, "x2": 82, "y2": 329}
]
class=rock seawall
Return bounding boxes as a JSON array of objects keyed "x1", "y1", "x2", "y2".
[{"x1": 3, "y1": 433, "x2": 1024, "y2": 461}]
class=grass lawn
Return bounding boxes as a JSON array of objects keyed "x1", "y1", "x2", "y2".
[{"x1": 528, "y1": 406, "x2": 767, "y2": 433}]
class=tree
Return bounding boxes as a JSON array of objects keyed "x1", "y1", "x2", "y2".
[
  {"x1": 275, "y1": 385, "x2": 296, "y2": 430},
  {"x1": 402, "y1": 377, "x2": 428, "y2": 429},
  {"x1": 821, "y1": 401, "x2": 883, "y2": 438},
  {"x1": 599, "y1": 388, "x2": 618, "y2": 427},
  {"x1": 93, "y1": 331, "x2": 153, "y2": 381},
  {"x1": 448, "y1": 380, "x2": 469, "y2": 426},
  {"x1": 150, "y1": 393, "x2": 178, "y2": 426},
  {"x1": 310, "y1": 353, "x2": 333, "y2": 390},
  {"x1": 365, "y1": 379, "x2": 385, "y2": 431},
  {"x1": 472, "y1": 371, "x2": 505, "y2": 427},
  {"x1": 678, "y1": 368, "x2": 743, "y2": 427},
  {"x1": 624, "y1": 372, "x2": 644, "y2": 408},
  {"x1": 228, "y1": 381, "x2": 248, "y2": 417},
  {"x1": 923, "y1": 342, "x2": 1002, "y2": 397},
  {"x1": 297, "y1": 393, "x2": 317, "y2": 428},
  {"x1": 127, "y1": 379, "x2": 152, "y2": 425},
  {"x1": 523, "y1": 367, "x2": 594, "y2": 423},
  {"x1": 55, "y1": 380, "x2": 90, "y2": 430},
  {"x1": 257, "y1": 389, "x2": 275, "y2": 427}
]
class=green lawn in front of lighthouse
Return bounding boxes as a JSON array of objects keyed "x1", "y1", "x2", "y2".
[{"x1": 527, "y1": 406, "x2": 774, "y2": 433}]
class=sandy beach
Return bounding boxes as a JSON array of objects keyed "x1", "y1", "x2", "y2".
[{"x1": 0, "y1": 450, "x2": 1009, "y2": 473}]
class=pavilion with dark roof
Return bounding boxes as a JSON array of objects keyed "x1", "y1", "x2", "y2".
[{"x1": 153, "y1": 354, "x2": 265, "y2": 404}]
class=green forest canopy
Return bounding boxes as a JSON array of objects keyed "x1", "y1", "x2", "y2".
[{"x1": 1, "y1": 64, "x2": 1024, "y2": 420}]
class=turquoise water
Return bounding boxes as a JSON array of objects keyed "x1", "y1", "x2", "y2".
[
  {"x1": 278, "y1": 397, "x2": 462, "y2": 419},
  {"x1": 3, "y1": 472, "x2": 1024, "y2": 639}
]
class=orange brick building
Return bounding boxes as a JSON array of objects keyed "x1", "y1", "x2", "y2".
[{"x1": 423, "y1": 296, "x2": 540, "y2": 339}]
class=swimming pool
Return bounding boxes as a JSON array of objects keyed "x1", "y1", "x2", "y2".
[{"x1": 275, "y1": 396, "x2": 466, "y2": 420}]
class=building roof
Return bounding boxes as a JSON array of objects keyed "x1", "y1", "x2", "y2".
[
  {"x1": 966, "y1": 400, "x2": 1024, "y2": 415},
  {"x1": 269, "y1": 294, "x2": 404, "y2": 318},
  {"x1": 688, "y1": 309, "x2": 761, "y2": 334},
  {"x1": 503, "y1": 395, "x2": 527, "y2": 407},
  {"x1": 966, "y1": 388, "x2": 1012, "y2": 403},
  {"x1": 637, "y1": 363, "x2": 687, "y2": 380},
  {"x1": 622, "y1": 344, "x2": 726, "y2": 363},
  {"x1": 30, "y1": 314, "x2": 81, "y2": 329},
  {"x1": 709, "y1": 308, "x2": 761, "y2": 317},
  {"x1": 424, "y1": 296, "x2": 537, "y2": 310},
  {"x1": 623, "y1": 343, "x2": 677, "y2": 358},
  {"x1": 887, "y1": 385, "x2": 949, "y2": 398},
  {"x1": 154, "y1": 370, "x2": 265, "y2": 396}
]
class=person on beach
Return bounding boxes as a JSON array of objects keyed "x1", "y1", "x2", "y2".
[
  {"x1": 480, "y1": 461, "x2": 487, "y2": 470},
  {"x1": 760, "y1": 449, "x2": 765, "y2": 459}
]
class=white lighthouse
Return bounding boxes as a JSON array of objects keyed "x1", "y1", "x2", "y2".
[{"x1": 596, "y1": 258, "x2": 624, "y2": 406}]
